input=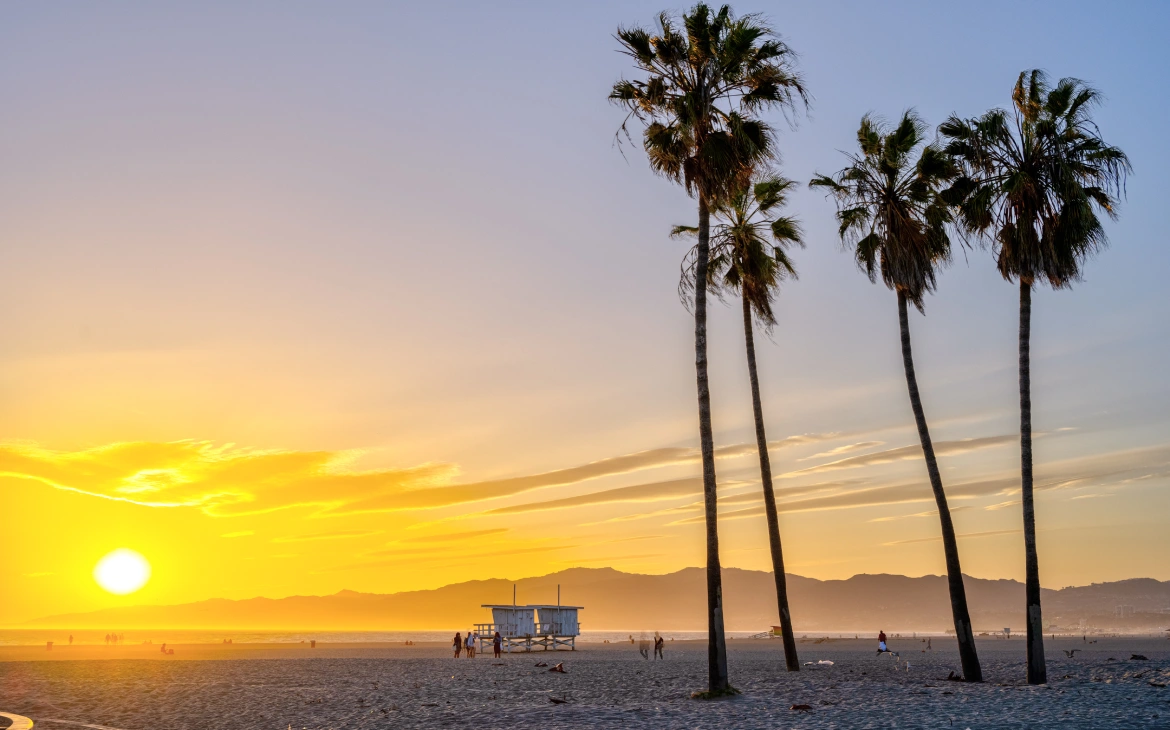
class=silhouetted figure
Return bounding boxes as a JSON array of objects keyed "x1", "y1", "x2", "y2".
[
  {"x1": 493, "y1": 631, "x2": 502, "y2": 658},
  {"x1": 310, "y1": 640, "x2": 316, "y2": 648},
  {"x1": 654, "y1": 633, "x2": 664, "y2": 660},
  {"x1": 465, "y1": 632, "x2": 475, "y2": 658},
  {"x1": 161, "y1": 643, "x2": 167, "y2": 653},
  {"x1": 877, "y1": 630, "x2": 888, "y2": 654},
  {"x1": 69, "y1": 635, "x2": 73, "y2": 646},
  {"x1": 453, "y1": 632, "x2": 462, "y2": 658}
]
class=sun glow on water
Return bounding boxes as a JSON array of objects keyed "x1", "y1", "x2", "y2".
[{"x1": 93, "y1": 548, "x2": 152, "y2": 595}]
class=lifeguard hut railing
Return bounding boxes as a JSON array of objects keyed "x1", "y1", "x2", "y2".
[{"x1": 476, "y1": 604, "x2": 583, "y2": 653}]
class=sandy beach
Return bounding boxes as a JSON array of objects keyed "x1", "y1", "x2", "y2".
[{"x1": 1, "y1": 636, "x2": 1168, "y2": 728}]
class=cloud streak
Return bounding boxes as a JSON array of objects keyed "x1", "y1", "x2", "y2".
[
  {"x1": 0, "y1": 433, "x2": 839, "y2": 518},
  {"x1": 781, "y1": 435, "x2": 1017, "y2": 478},
  {"x1": 883, "y1": 529, "x2": 1022, "y2": 546}
]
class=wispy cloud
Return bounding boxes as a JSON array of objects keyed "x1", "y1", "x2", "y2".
[
  {"x1": 0, "y1": 440, "x2": 453, "y2": 516},
  {"x1": 984, "y1": 500, "x2": 1021, "y2": 511},
  {"x1": 482, "y1": 477, "x2": 705, "y2": 515},
  {"x1": 389, "y1": 528, "x2": 510, "y2": 544},
  {"x1": 868, "y1": 506, "x2": 974, "y2": 523},
  {"x1": 272, "y1": 529, "x2": 383, "y2": 543},
  {"x1": 883, "y1": 529, "x2": 1021, "y2": 546},
  {"x1": 0, "y1": 433, "x2": 838, "y2": 518},
  {"x1": 781, "y1": 435, "x2": 1017, "y2": 478},
  {"x1": 799, "y1": 441, "x2": 885, "y2": 461},
  {"x1": 221, "y1": 531, "x2": 254, "y2": 538}
]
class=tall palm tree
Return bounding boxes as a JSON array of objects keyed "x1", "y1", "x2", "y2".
[
  {"x1": 810, "y1": 111, "x2": 983, "y2": 682},
  {"x1": 940, "y1": 70, "x2": 1130, "y2": 685},
  {"x1": 610, "y1": 4, "x2": 806, "y2": 696},
  {"x1": 675, "y1": 173, "x2": 804, "y2": 671}
]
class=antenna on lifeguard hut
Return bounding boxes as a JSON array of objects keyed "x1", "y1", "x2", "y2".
[
  {"x1": 558, "y1": 584, "x2": 561, "y2": 607},
  {"x1": 512, "y1": 584, "x2": 516, "y2": 607}
]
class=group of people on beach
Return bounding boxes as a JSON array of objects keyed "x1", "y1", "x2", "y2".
[
  {"x1": 453, "y1": 631, "x2": 503, "y2": 659},
  {"x1": 638, "y1": 633, "x2": 666, "y2": 660},
  {"x1": 104, "y1": 632, "x2": 123, "y2": 645}
]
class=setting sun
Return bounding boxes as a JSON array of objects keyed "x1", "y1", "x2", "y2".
[{"x1": 93, "y1": 549, "x2": 151, "y2": 595}]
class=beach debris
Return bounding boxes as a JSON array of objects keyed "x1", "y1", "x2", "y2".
[
  {"x1": 817, "y1": 660, "x2": 834, "y2": 665},
  {"x1": 306, "y1": 698, "x2": 324, "y2": 705},
  {"x1": 803, "y1": 662, "x2": 814, "y2": 666},
  {"x1": 549, "y1": 694, "x2": 572, "y2": 705},
  {"x1": 946, "y1": 671, "x2": 964, "y2": 682},
  {"x1": 549, "y1": 662, "x2": 567, "y2": 673},
  {"x1": 1132, "y1": 654, "x2": 1149, "y2": 661},
  {"x1": 1063, "y1": 649, "x2": 1080, "y2": 658},
  {"x1": 1149, "y1": 681, "x2": 1167, "y2": 688},
  {"x1": 535, "y1": 661, "x2": 548, "y2": 667},
  {"x1": 789, "y1": 704, "x2": 813, "y2": 712}
]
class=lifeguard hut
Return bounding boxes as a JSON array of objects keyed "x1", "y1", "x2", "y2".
[{"x1": 475, "y1": 585, "x2": 582, "y2": 653}]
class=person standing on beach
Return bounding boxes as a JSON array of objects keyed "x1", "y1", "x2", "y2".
[
  {"x1": 465, "y1": 632, "x2": 474, "y2": 658},
  {"x1": 654, "y1": 633, "x2": 664, "y2": 660},
  {"x1": 453, "y1": 632, "x2": 462, "y2": 658},
  {"x1": 493, "y1": 631, "x2": 502, "y2": 658},
  {"x1": 878, "y1": 630, "x2": 888, "y2": 653}
]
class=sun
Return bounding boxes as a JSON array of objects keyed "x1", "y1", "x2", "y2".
[{"x1": 94, "y1": 548, "x2": 152, "y2": 595}]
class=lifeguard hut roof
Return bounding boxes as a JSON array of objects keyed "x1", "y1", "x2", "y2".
[{"x1": 481, "y1": 604, "x2": 583, "y2": 609}]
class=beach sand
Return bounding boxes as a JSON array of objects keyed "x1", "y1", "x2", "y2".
[{"x1": 1, "y1": 637, "x2": 1167, "y2": 728}]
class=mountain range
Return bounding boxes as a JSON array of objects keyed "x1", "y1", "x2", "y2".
[{"x1": 21, "y1": 567, "x2": 1170, "y2": 633}]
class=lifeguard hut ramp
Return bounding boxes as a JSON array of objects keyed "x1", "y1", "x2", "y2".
[{"x1": 476, "y1": 602, "x2": 582, "y2": 652}]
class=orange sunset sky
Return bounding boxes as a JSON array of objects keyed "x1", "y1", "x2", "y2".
[{"x1": 3, "y1": 2, "x2": 1168, "y2": 626}]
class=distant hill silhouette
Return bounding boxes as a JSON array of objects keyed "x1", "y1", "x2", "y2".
[{"x1": 20, "y1": 568, "x2": 1170, "y2": 632}]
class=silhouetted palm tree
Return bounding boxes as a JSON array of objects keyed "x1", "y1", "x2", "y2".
[
  {"x1": 940, "y1": 70, "x2": 1130, "y2": 685},
  {"x1": 610, "y1": 3, "x2": 806, "y2": 695},
  {"x1": 675, "y1": 173, "x2": 803, "y2": 671},
  {"x1": 810, "y1": 111, "x2": 983, "y2": 682}
]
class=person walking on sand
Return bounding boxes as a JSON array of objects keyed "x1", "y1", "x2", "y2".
[
  {"x1": 493, "y1": 631, "x2": 502, "y2": 658},
  {"x1": 654, "y1": 633, "x2": 664, "y2": 660},
  {"x1": 453, "y1": 632, "x2": 462, "y2": 659},
  {"x1": 878, "y1": 630, "x2": 888, "y2": 654},
  {"x1": 465, "y1": 632, "x2": 475, "y2": 658}
]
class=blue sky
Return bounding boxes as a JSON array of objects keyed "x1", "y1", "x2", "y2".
[{"x1": 1, "y1": 1, "x2": 1167, "y2": 620}]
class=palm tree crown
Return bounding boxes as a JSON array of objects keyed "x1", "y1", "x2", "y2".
[
  {"x1": 677, "y1": 174, "x2": 804, "y2": 326},
  {"x1": 610, "y1": 4, "x2": 807, "y2": 204},
  {"x1": 940, "y1": 70, "x2": 1131, "y2": 287},
  {"x1": 810, "y1": 111, "x2": 956, "y2": 310}
]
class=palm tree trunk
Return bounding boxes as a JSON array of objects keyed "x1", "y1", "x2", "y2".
[
  {"x1": 897, "y1": 290, "x2": 982, "y2": 682},
  {"x1": 695, "y1": 195, "x2": 729, "y2": 693},
  {"x1": 741, "y1": 294, "x2": 799, "y2": 672},
  {"x1": 1019, "y1": 280, "x2": 1047, "y2": 685}
]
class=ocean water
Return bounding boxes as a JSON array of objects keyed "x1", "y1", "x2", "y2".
[{"x1": 0, "y1": 629, "x2": 923, "y2": 646}]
